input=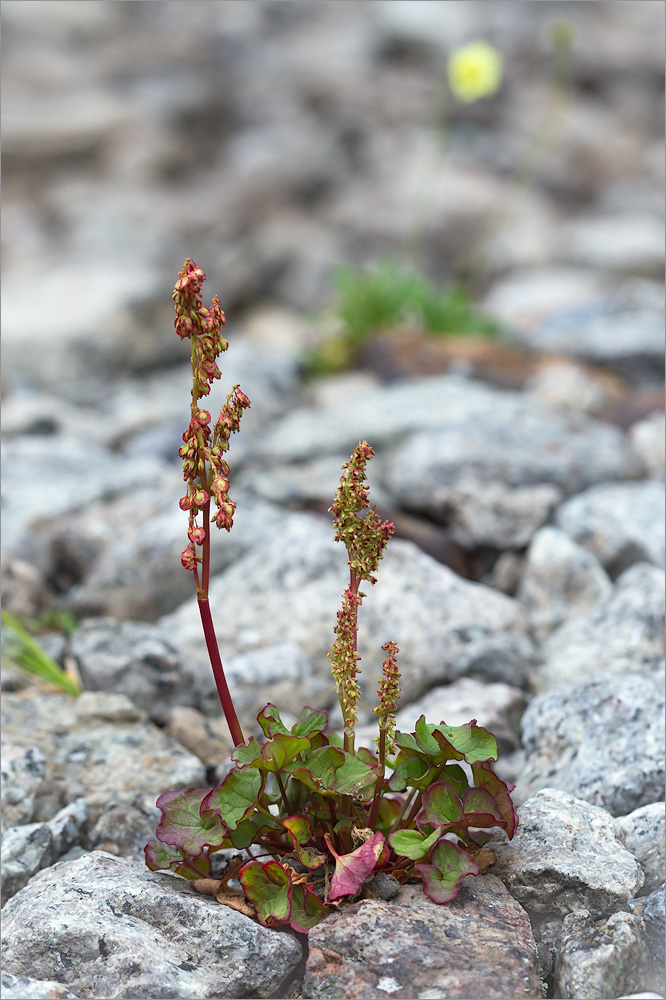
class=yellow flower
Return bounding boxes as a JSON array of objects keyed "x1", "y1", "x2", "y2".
[{"x1": 447, "y1": 41, "x2": 503, "y2": 103}]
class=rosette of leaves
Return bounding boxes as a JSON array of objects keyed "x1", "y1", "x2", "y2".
[{"x1": 145, "y1": 703, "x2": 516, "y2": 930}]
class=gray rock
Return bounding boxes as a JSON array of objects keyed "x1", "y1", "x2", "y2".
[
  {"x1": 534, "y1": 563, "x2": 665, "y2": 692},
  {"x1": 1, "y1": 743, "x2": 46, "y2": 831},
  {"x1": 1, "y1": 972, "x2": 80, "y2": 1000},
  {"x1": 159, "y1": 513, "x2": 536, "y2": 720},
  {"x1": 556, "y1": 481, "x2": 666, "y2": 576},
  {"x1": 1, "y1": 691, "x2": 205, "y2": 853},
  {"x1": 618, "y1": 803, "x2": 666, "y2": 896},
  {"x1": 531, "y1": 912, "x2": 564, "y2": 985},
  {"x1": 631, "y1": 885, "x2": 666, "y2": 996},
  {"x1": 518, "y1": 672, "x2": 665, "y2": 816},
  {"x1": 1, "y1": 851, "x2": 303, "y2": 999},
  {"x1": 630, "y1": 412, "x2": 665, "y2": 481},
  {"x1": 164, "y1": 706, "x2": 234, "y2": 769},
  {"x1": 69, "y1": 617, "x2": 195, "y2": 724},
  {"x1": 560, "y1": 213, "x2": 664, "y2": 279},
  {"x1": 524, "y1": 360, "x2": 621, "y2": 417},
  {"x1": 518, "y1": 526, "x2": 612, "y2": 642},
  {"x1": 1, "y1": 799, "x2": 87, "y2": 904},
  {"x1": 490, "y1": 789, "x2": 644, "y2": 917},
  {"x1": 553, "y1": 909, "x2": 653, "y2": 1000},
  {"x1": 303, "y1": 877, "x2": 543, "y2": 1000}
]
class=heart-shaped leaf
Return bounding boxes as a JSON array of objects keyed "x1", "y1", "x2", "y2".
[
  {"x1": 415, "y1": 839, "x2": 479, "y2": 904},
  {"x1": 389, "y1": 826, "x2": 442, "y2": 861},
  {"x1": 434, "y1": 722, "x2": 497, "y2": 763},
  {"x1": 282, "y1": 814, "x2": 327, "y2": 870},
  {"x1": 461, "y1": 787, "x2": 502, "y2": 827},
  {"x1": 417, "y1": 781, "x2": 463, "y2": 830},
  {"x1": 257, "y1": 704, "x2": 290, "y2": 738},
  {"x1": 144, "y1": 840, "x2": 211, "y2": 880},
  {"x1": 155, "y1": 787, "x2": 226, "y2": 855},
  {"x1": 471, "y1": 761, "x2": 518, "y2": 837},
  {"x1": 289, "y1": 882, "x2": 329, "y2": 932},
  {"x1": 388, "y1": 754, "x2": 431, "y2": 792},
  {"x1": 201, "y1": 768, "x2": 262, "y2": 831},
  {"x1": 325, "y1": 830, "x2": 384, "y2": 901},
  {"x1": 239, "y1": 860, "x2": 292, "y2": 927},
  {"x1": 232, "y1": 732, "x2": 311, "y2": 773},
  {"x1": 291, "y1": 707, "x2": 329, "y2": 739},
  {"x1": 284, "y1": 746, "x2": 374, "y2": 800}
]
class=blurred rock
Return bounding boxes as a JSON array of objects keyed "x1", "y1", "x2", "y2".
[
  {"x1": 518, "y1": 526, "x2": 612, "y2": 642},
  {"x1": 524, "y1": 359, "x2": 624, "y2": 417},
  {"x1": 303, "y1": 877, "x2": 543, "y2": 1000},
  {"x1": 553, "y1": 909, "x2": 652, "y2": 1000},
  {"x1": 0, "y1": 555, "x2": 51, "y2": 620},
  {"x1": 556, "y1": 482, "x2": 665, "y2": 575},
  {"x1": 618, "y1": 802, "x2": 666, "y2": 896},
  {"x1": 518, "y1": 671, "x2": 665, "y2": 816},
  {"x1": 490, "y1": 789, "x2": 644, "y2": 917},
  {"x1": 1, "y1": 743, "x2": 46, "y2": 831},
  {"x1": 560, "y1": 213, "x2": 664, "y2": 280},
  {"x1": 1, "y1": 972, "x2": 80, "y2": 1000},
  {"x1": 164, "y1": 706, "x2": 234, "y2": 770},
  {"x1": 1, "y1": 851, "x2": 303, "y2": 1000},
  {"x1": 630, "y1": 411, "x2": 665, "y2": 480},
  {"x1": 630, "y1": 886, "x2": 666, "y2": 996},
  {"x1": 533, "y1": 563, "x2": 665, "y2": 691}
]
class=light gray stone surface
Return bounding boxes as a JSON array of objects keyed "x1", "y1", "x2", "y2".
[
  {"x1": 1, "y1": 851, "x2": 304, "y2": 1000},
  {"x1": 518, "y1": 672, "x2": 665, "y2": 816},
  {"x1": 618, "y1": 803, "x2": 666, "y2": 896},
  {"x1": 1, "y1": 743, "x2": 46, "y2": 831},
  {"x1": 1, "y1": 972, "x2": 80, "y2": 1000},
  {"x1": 517, "y1": 526, "x2": 612, "y2": 642},
  {"x1": 159, "y1": 513, "x2": 536, "y2": 717},
  {"x1": 533, "y1": 563, "x2": 665, "y2": 692},
  {"x1": 630, "y1": 412, "x2": 665, "y2": 481},
  {"x1": 1, "y1": 799, "x2": 87, "y2": 905},
  {"x1": 630, "y1": 885, "x2": 666, "y2": 997},
  {"x1": 556, "y1": 481, "x2": 666, "y2": 575},
  {"x1": 553, "y1": 909, "x2": 653, "y2": 1000},
  {"x1": 490, "y1": 789, "x2": 644, "y2": 917}
]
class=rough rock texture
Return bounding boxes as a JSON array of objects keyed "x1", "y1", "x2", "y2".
[
  {"x1": 553, "y1": 909, "x2": 653, "y2": 1000},
  {"x1": 517, "y1": 526, "x2": 612, "y2": 642},
  {"x1": 489, "y1": 789, "x2": 644, "y2": 917},
  {"x1": 1, "y1": 743, "x2": 46, "y2": 831},
  {"x1": 1, "y1": 799, "x2": 87, "y2": 904},
  {"x1": 556, "y1": 481, "x2": 666, "y2": 575},
  {"x1": 631, "y1": 885, "x2": 666, "y2": 996},
  {"x1": 164, "y1": 706, "x2": 234, "y2": 769},
  {"x1": 303, "y1": 877, "x2": 543, "y2": 1000},
  {"x1": 69, "y1": 617, "x2": 195, "y2": 724},
  {"x1": 1, "y1": 852, "x2": 303, "y2": 1000},
  {"x1": 533, "y1": 563, "x2": 665, "y2": 692},
  {"x1": 1, "y1": 972, "x2": 80, "y2": 1000},
  {"x1": 160, "y1": 514, "x2": 536, "y2": 714},
  {"x1": 618, "y1": 803, "x2": 666, "y2": 896},
  {"x1": 1, "y1": 691, "x2": 205, "y2": 853},
  {"x1": 518, "y1": 672, "x2": 665, "y2": 816}
]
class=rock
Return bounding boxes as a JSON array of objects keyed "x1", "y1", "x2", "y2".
[
  {"x1": 1, "y1": 690, "x2": 205, "y2": 853},
  {"x1": 630, "y1": 412, "x2": 666, "y2": 480},
  {"x1": 483, "y1": 267, "x2": 605, "y2": 335},
  {"x1": 0, "y1": 554, "x2": 51, "y2": 619},
  {"x1": 559, "y1": 213, "x2": 664, "y2": 279},
  {"x1": 164, "y1": 706, "x2": 234, "y2": 770},
  {"x1": 490, "y1": 789, "x2": 644, "y2": 917},
  {"x1": 303, "y1": 877, "x2": 543, "y2": 1000},
  {"x1": 524, "y1": 359, "x2": 624, "y2": 417},
  {"x1": 159, "y1": 513, "x2": 536, "y2": 719},
  {"x1": 362, "y1": 873, "x2": 401, "y2": 902},
  {"x1": 69, "y1": 617, "x2": 195, "y2": 725},
  {"x1": 556, "y1": 481, "x2": 666, "y2": 575},
  {"x1": 517, "y1": 526, "x2": 612, "y2": 642},
  {"x1": 1, "y1": 799, "x2": 87, "y2": 905},
  {"x1": 630, "y1": 885, "x2": 666, "y2": 996},
  {"x1": 1, "y1": 972, "x2": 80, "y2": 1000},
  {"x1": 1, "y1": 743, "x2": 46, "y2": 831},
  {"x1": 553, "y1": 909, "x2": 653, "y2": 1000},
  {"x1": 531, "y1": 913, "x2": 563, "y2": 986},
  {"x1": 618, "y1": 803, "x2": 666, "y2": 896},
  {"x1": 1, "y1": 851, "x2": 303, "y2": 1000},
  {"x1": 533, "y1": 563, "x2": 665, "y2": 691},
  {"x1": 518, "y1": 672, "x2": 665, "y2": 816}
]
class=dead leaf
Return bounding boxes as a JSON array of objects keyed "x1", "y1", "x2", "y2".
[
  {"x1": 193, "y1": 878, "x2": 223, "y2": 896},
  {"x1": 469, "y1": 846, "x2": 497, "y2": 875},
  {"x1": 216, "y1": 887, "x2": 256, "y2": 919}
]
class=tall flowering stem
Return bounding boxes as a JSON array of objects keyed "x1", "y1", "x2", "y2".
[
  {"x1": 328, "y1": 442, "x2": 395, "y2": 754},
  {"x1": 368, "y1": 641, "x2": 401, "y2": 828},
  {"x1": 174, "y1": 259, "x2": 249, "y2": 747}
]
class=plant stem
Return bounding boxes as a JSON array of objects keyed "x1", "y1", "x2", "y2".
[
  {"x1": 276, "y1": 773, "x2": 292, "y2": 815},
  {"x1": 196, "y1": 597, "x2": 244, "y2": 747},
  {"x1": 367, "y1": 728, "x2": 386, "y2": 829}
]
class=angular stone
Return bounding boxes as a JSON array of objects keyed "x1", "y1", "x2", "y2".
[
  {"x1": 631, "y1": 886, "x2": 666, "y2": 996},
  {"x1": 553, "y1": 909, "x2": 652, "y2": 1000},
  {"x1": 159, "y1": 514, "x2": 535, "y2": 719},
  {"x1": 489, "y1": 789, "x2": 644, "y2": 917},
  {"x1": 1, "y1": 743, "x2": 46, "y2": 831},
  {"x1": 556, "y1": 481, "x2": 666, "y2": 575},
  {"x1": 618, "y1": 803, "x2": 666, "y2": 895},
  {"x1": 1, "y1": 851, "x2": 303, "y2": 1000},
  {"x1": 1, "y1": 972, "x2": 80, "y2": 1000},
  {"x1": 518, "y1": 672, "x2": 665, "y2": 816},
  {"x1": 303, "y1": 877, "x2": 543, "y2": 1000},
  {"x1": 534, "y1": 563, "x2": 665, "y2": 692},
  {"x1": 164, "y1": 706, "x2": 234, "y2": 770},
  {"x1": 1, "y1": 823, "x2": 52, "y2": 906},
  {"x1": 518, "y1": 526, "x2": 612, "y2": 642}
]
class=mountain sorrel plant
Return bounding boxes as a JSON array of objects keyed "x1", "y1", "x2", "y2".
[{"x1": 145, "y1": 259, "x2": 517, "y2": 932}]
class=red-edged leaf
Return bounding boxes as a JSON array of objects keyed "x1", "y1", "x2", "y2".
[
  {"x1": 257, "y1": 704, "x2": 290, "y2": 738},
  {"x1": 417, "y1": 781, "x2": 463, "y2": 830},
  {"x1": 155, "y1": 787, "x2": 226, "y2": 855},
  {"x1": 239, "y1": 860, "x2": 292, "y2": 927},
  {"x1": 389, "y1": 827, "x2": 442, "y2": 861},
  {"x1": 388, "y1": 754, "x2": 431, "y2": 792},
  {"x1": 415, "y1": 839, "x2": 479, "y2": 904},
  {"x1": 282, "y1": 814, "x2": 327, "y2": 869},
  {"x1": 325, "y1": 831, "x2": 384, "y2": 901},
  {"x1": 457, "y1": 787, "x2": 503, "y2": 830},
  {"x1": 434, "y1": 722, "x2": 497, "y2": 763},
  {"x1": 144, "y1": 840, "x2": 211, "y2": 880},
  {"x1": 232, "y1": 732, "x2": 311, "y2": 772},
  {"x1": 289, "y1": 882, "x2": 329, "y2": 932},
  {"x1": 201, "y1": 767, "x2": 263, "y2": 831},
  {"x1": 284, "y1": 746, "x2": 375, "y2": 800},
  {"x1": 291, "y1": 707, "x2": 329, "y2": 739},
  {"x1": 471, "y1": 761, "x2": 518, "y2": 838}
]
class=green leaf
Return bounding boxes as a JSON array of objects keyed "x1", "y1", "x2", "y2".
[
  {"x1": 415, "y1": 715, "x2": 442, "y2": 755},
  {"x1": 201, "y1": 768, "x2": 262, "y2": 831},
  {"x1": 155, "y1": 787, "x2": 226, "y2": 855},
  {"x1": 441, "y1": 763, "x2": 469, "y2": 797},
  {"x1": 291, "y1": 707, "x2": 329, "y2": 739},
  {"x1": 389, "y1": 827, "x2": 442, "y2": 861},
  {"x1": 228, "y1": 816, "x2": 271, "y2": 850},
  {"x1": 462, "y1": 787, "x2": 502, "y2": 825},
  {"x1": 289, "y1": 882, "x2": 329, "y2": 932},
  {"x1": 240, "y1": 860, "x2": 292, "y2": 927},
  {"x1": 144, "y1": 840, "x2": 211, "y2": 880},
  {"x1": 324, "y1": 730, "x2": 344, "y2": 749},
  {"x1": 418, "y1": 781, "x2": 463, "y2": 829},
  {"x1": 232, "y1": 732, "x2": 312, "y2": 773},
  {"x1": 282, "y1": 815, "x2": 327, "y2": 869},
  {"x1": 1, "y1": 609, "x2": 81, "y2": 696},
  {"x1": 434, "y1": 722, "x2": 498, "y2": 763},
  {"x1": 232, "y1": 736, "x2": 264, "y2": 766},
  {"x1": 471, "y1": 761, "x2": 517, "y2": 837},
  {"x1": 394, "y1": 730, "x2": 420, "y2": 755},
  {"x1": 284, "y1": 746, "x2": 375, "y2": 800},
  {"x1": 388, "y1": 754, "x2": 431, "y2": 792},
  {"x1": 415, "y1": 839, "x2": 479, "y2": 904},
  {"x1": 257, "y1": 704, "x2": 290, "y2": 738}
]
